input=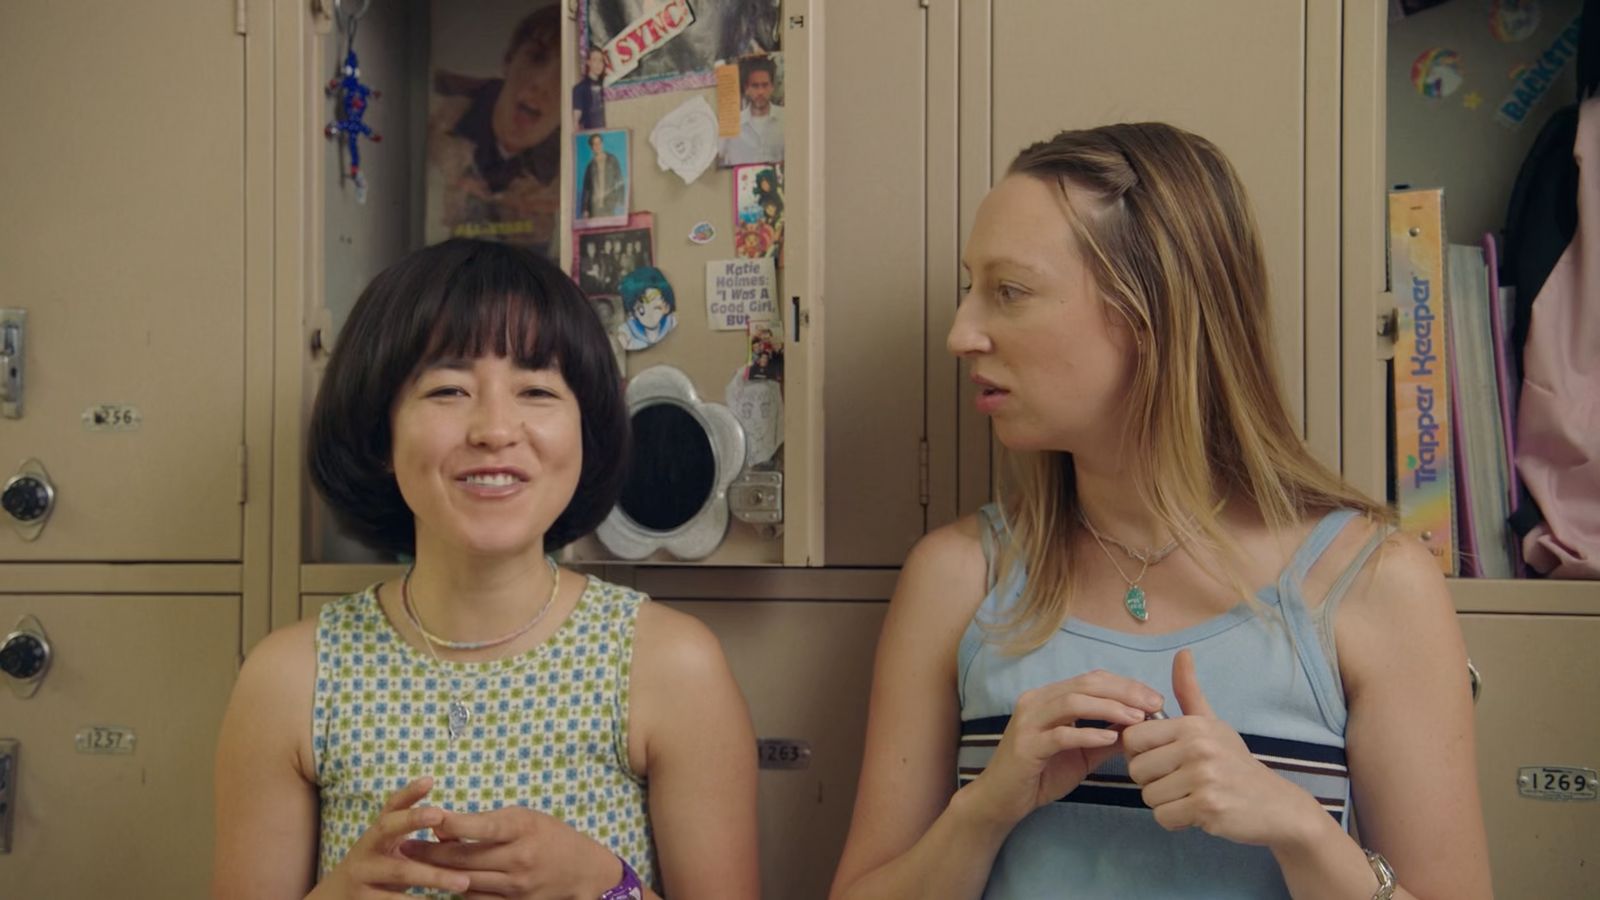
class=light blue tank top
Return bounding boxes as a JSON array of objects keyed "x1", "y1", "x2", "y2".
[{"x1": 957, "y1": 506, "x2": 1386, "y2": 899}]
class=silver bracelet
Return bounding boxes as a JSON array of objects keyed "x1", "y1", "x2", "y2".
[{"x1": 1363, "y1": 849, "x2": 1396, "y2": 900}]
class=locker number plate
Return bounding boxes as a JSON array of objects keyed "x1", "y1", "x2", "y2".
[
  {"x1": 75, "y1": 726, "x2": 136, "y2": 755},
  {"x1": 757, "y1": 739, "x2": 811, "y2": 770},
  {"x1": 1518, "y1": 766, "x2": 1598, "y2": 802},
  {"x1": 82, "y1": 403, "x2": 141, "y2": 432}
]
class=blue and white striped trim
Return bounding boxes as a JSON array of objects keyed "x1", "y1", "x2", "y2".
[{"x1": 957, "y1": 715, "x2": 1350, "y2": 825}]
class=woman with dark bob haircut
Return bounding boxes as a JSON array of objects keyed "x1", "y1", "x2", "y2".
[{"x1": 212, "y1": 239, "x2": 759, "y2": 900}]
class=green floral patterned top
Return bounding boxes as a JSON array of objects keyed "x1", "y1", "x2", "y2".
[{"x1": 312, "y1": 575, "x2": 657, "y2": 896}]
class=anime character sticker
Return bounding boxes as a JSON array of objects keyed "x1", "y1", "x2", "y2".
[
  {"x1": 733, "y1": 163, "x2": 783, "y2": 261},
  {"x1": 617, "y1": 266, "x2": 677, "y2": 351}
]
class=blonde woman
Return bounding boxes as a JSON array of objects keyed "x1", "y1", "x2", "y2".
[{"x1": 830, "y1": 124, "x2": 1491, "y2": 899}]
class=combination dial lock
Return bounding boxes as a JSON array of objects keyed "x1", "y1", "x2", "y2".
[
  {"x1": 2, "y1": 476, "x2": 49, "y2": 522},
  {"x1": 2, "y1": 615, "x2": 51, "y2": 698},
  {"x1": 2, "y1": 459, "x2": 54, "y2": 540},
  {"x1": 0, "y1": 633, "x2": 46, "y2": 680}
]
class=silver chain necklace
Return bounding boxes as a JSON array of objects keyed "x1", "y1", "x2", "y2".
[
  {"x1": 1076, "y1": 511, "x2": 1182, "y2": 565},
  {"x1": 404, "y1": 560, "x2": 560, "y2": 740},
  {"x1": 402, "y1": 556, "x2": 560, "y2": 650},
  {"x1": 1077, "y1": 511, "x2": 1182, "y2": 623}
]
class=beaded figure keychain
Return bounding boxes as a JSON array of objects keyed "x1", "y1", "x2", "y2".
[{"x1": 325, "y1": 0, "x2": 380, "y2": 203}]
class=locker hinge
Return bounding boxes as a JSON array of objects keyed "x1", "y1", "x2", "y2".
[
  {"x1": 234, "y1": 0, "x2": 247, "y2": 35},
  {"x1": 918, "y1": 0, "x2": 930, "y2": 9},
  {"x1": 918, "y1": 438, "x2": 930, "y2": 506},
  {"x1": 237, "y1": 444, "x2": 248, "y2": 504}
]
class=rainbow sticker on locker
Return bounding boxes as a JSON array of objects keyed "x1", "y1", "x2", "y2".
[
  {"x1": 1489, "y1": 0, "x2": 1540, "y2": 43},
  {"x1": 1412, "y1": 48, "x2": 1464, "y2": 98}
]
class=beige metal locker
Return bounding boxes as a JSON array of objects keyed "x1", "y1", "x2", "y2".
[
  {"x1": 1341, "y1": 4, "x2": 1600, "y2": 895},
  {"x1": 0, "y1": 594, "x2": 240, "y2": 897},
  {"x1": 0, "y1": 0, "x2": 270, "y2": 895},
  {"x1": 1459, "y1": 613, "x2": 1600, "y2": 897},
  {"x1": 821, "y1": 1, "x2": 937, "y2": 564},
  {"x1": 291, "y1": 0, "x2": 854, "y2": 574},
  {"x1": 0, "y1": 0, "x2": 256, "y2": 562},
  {"x1": 665, "y1": 599, "x2": 884, "y2": 900},
  {"x1": 977, "y1": 0, "x2": 1330, "y2": 444}
]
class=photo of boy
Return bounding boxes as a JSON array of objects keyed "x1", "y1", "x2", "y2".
[
  {"x1": 572, "y1": 46, "x2": 607, "y2": 130},
  {"x1": 426, "y1": 3, "x2": 562, "y2": 253},
  {"x1": 575, "y1": 128, "x2": 630, "y2": 228}
]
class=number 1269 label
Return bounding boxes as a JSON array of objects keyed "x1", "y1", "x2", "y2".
[{"x1": 1518, "y1": 766, "x2": 1598, "y2": 802}]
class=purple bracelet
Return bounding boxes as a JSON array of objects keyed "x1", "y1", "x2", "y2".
[{"x1": 597, "y1": 855, "x2": 644, "y2": 900}]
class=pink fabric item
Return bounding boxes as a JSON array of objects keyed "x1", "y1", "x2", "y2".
[{"x1": 1515, "y1": 97, "x2": 1600, "y2": 578}]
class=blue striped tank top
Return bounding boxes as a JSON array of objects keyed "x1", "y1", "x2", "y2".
[{"x1": 957, "y1": 506, "x2": 1385, "y2": 898}]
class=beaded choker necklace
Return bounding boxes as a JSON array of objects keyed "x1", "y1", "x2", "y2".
[
  {"x1": 402, "y1": 558, "x2": 560, "y2": 740},
  {"x1": 402, "y1": 556, "x2": 559, "y2": 650}
]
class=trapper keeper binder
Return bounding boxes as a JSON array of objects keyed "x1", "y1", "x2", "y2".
[{"x1": 1388, "y1": 187, "x2": 1458, "y2": 575}]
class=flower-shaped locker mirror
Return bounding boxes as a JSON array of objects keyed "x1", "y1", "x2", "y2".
[{"x1": 597, "y1": 366, "x2": 745, "y2": 560}]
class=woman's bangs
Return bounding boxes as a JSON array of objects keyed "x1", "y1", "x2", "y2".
[{"x1": 417, "y1": 285, "x2": 562, "y2": 372}]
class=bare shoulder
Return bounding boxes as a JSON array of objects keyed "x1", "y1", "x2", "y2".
[
  {"x1": 222, "y1": 617, "x2": 321, "y2": 778},
  {"x1": 213, "y1": 619, "x2": 324, "y2": 897},
  {"x1": 1335, "y1": 528, "x2": 1465, "y2": 698},
  {"x1": 627, "y1": 597, "x2": 752, "y2": 782},
  {"x1": 1331, "y1": 531, "x2": 1489, "y2": 896},
  {"x1": 631, "y1": 598, "x2": 727, "y2": 683},
  {"x1": 905, "y1": 514, "x2": 986, "y2": 573},
  {"x1": 895, "y1": 514, "x2": 989, "y2": 616},
  {"x1": 873, "y1": 514, "x2": 993, "y2": 674},
  {"x1": 237, "y1": 618, "x2": 318, "y2": 698},
  {"x1": 1340, "y1": 527, "x2": 1456, "y2": 626}
]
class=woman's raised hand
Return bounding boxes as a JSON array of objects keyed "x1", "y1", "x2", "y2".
[
  {"x1": 966, "y1": 670, "x2": 1164, "y2": 829},
  {"x1": 309, "y1": 777, "x2": 472, "y2": 899}
]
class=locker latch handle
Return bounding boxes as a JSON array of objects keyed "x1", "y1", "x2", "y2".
[
  {"x1": 0, "y1": 308, "x2": 23, "y2": 418},
  {"x1": 0, "y1": 738, "x2": 17, "y2": 854}
]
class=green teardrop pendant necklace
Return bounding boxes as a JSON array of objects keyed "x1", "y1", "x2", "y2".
[{"x1": 1079, "y1": 512, "x2": 1181, "y2": 623}]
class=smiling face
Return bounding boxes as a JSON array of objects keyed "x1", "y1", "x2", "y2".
[
  {"x1": 632, "y1": 287, "x2": 670, "y2": 330},
  {"x1": 493, "y1": 37, "x2": 562, "y2": 153},
  {"x1": 948, "y1": 174, "x2": 1137, "y2": 454},
  {"x1": 390, "y1": 354, "x2": 582, "y2": 559}
]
